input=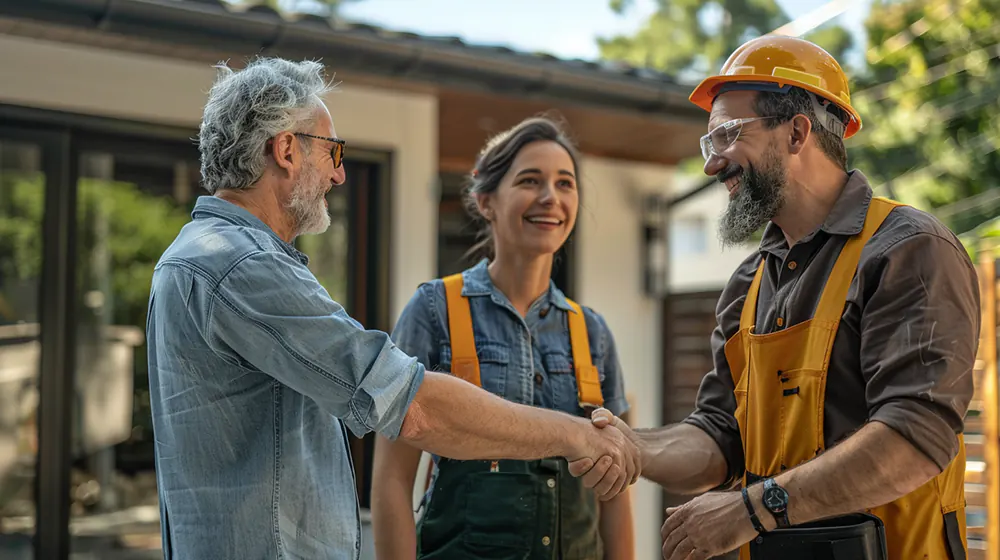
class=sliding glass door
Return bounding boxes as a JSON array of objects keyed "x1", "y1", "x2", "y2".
[{"x1": 0, "y1": 106, "x2": 392, "y2": 560}]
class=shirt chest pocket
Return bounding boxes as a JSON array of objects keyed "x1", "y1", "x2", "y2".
[
  {"x1": 542, "y1": 351, "x2": 604, "y2": 416},
  {"x1": 438, "y1": 341, "x2": 510, "y2": 398}
]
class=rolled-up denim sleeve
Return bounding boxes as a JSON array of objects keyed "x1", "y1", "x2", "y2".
[
  {"x1": 390, "y1": 282, "x2": 441, "y2": 371},
  {"x1": 862, "y1": 233, "x2": 980, "y2": 470},
  {"x1": 209, "y1": 250, "x2": 424, "y2": 440}
]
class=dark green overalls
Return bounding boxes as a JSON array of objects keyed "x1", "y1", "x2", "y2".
[{"x1": 415, "y1": 273, "x2": 607, "y2": 560}]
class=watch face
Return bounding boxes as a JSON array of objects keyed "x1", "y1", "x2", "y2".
[{"x1": 763, "y1": 487, "x2": 788, "y2": 512}]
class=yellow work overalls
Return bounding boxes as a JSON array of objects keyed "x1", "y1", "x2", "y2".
[
  {"x1": 415, "y1": 273, "x2": 606, "y2": 559},
  {"x1": 725, "y1": 197, "x2": 968, "y2": 560}
]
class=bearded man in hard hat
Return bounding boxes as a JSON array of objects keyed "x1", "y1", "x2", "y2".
[{"x1": 574, "y1": 36, "x2": 980, "y2": 560}]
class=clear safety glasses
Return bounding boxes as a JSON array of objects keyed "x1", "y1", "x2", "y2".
[{"x1": 699, "y1": 116, "x2": 778, "y2": 161}]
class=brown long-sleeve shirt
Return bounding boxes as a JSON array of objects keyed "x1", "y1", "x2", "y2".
[{"x1": 683, "y1": 170, "x2": 981, "y2": 487}]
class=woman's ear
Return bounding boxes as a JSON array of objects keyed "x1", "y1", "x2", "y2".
[
  {"x1": 475, "y1": 192, "x2": 493, "y2": 222},
  {"x1": 788, "y1": 114, "x2": 812, "y2": 155}
]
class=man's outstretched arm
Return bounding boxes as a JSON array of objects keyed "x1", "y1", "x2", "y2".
[
  {"x1": 208, "y1": 251, "x2": 640, "y2": 501},
  {"x1": 593, "y1": 421, "x2": 730, "y2": 495},
  {"x1": 397, "y1": 371, "x2": 641, "y2": 500}
]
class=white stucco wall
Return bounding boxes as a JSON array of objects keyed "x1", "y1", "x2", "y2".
[
  {"x1": 0, "y1": 33, "x2": 438, "y2": 321},
  {"x1": 575, "y1": 155, "x2": 677, "y2": 560}
]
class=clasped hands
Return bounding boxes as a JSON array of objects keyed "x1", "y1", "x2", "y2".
[{"x1": 568, "y1": 408, "x2": 760, "y2": 560}]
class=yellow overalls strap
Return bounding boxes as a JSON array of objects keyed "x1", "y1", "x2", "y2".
[
  {"x1": 740, "y1": 259, "x2": 767, "y2": 330},
  {"x1": 441, "y1": 274, "x2": 603, "y2": 409},
  {"x1": 739, "y1": 196, "x2": 901, "y2": 332},
  {"x1": 565, "y1": 298, "x2": 604, "y2": 410},
  {"x1": 442, "y1": 273, "x2": 482, "y2": 388},
  {"x1": 813, "y1": 197, "x2": 900, "y2": 325}
]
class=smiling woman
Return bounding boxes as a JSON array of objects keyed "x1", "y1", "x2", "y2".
[
  {"x1": 370, "y1": 115, "x2": 636, "y2": 560},
  {"x1": 460, "y1": 116, "x2": 580, "y2": 268}
]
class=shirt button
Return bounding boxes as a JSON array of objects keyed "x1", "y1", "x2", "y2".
[
  {"x1": 547, "y1": 478, "x2": 555, "y2": 488},
  {"x1": 542, "y1": 536, "x2": 551, "y2": 546},
  {"x1": 776, "y1": 317, "x2": 784, "y2": 327},
  {"x1": 788, "y1": 261, "x2": 797, "y2": 270},
  {"x1": 540, "y1": 307, "x2": 550, "y2": 318},
  {"x1": 534, "y1": 372, "x2": 544, "y2": 385}
]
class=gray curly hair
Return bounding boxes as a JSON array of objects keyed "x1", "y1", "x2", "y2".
[{"x1": 198, "y1": 57, "x2": 335, "y2": 194}]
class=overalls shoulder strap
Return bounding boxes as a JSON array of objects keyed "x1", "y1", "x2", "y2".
[
  {"x1": 812, "y1": 196, "x2": 902, "y2": 326},
  {"x1": 441, "y1": 273, "x2": 603, "y2": 409},
  {"x1": 442, "y1": 273, "x2": 481, "y2": 387},
  {"x1": 564, "y1": 297, "x2": 604, "y2": 410}
]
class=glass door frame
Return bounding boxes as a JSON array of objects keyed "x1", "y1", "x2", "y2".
[{"x1": 0, "y1": 122, "x2": 77, "y2": 560}]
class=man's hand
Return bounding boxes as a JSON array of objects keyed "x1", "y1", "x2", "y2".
[
  {"x1": 565, "y1": 417, "x2": 641, "y2": 501},
  {"x1": 567, "y1": 408, "x2": 642, "y2": 480},
  {"x1": 660, "y1": 491, "x2": 758, "y2": 560}
]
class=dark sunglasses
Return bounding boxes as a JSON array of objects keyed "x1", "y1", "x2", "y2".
[{"x1": 294, "y1": 132, "x2": 346, "y2": 168}]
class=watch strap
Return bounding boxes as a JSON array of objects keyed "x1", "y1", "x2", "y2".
[{"x1": 741, "y1": 487, "x2": 766, "y2": 534}]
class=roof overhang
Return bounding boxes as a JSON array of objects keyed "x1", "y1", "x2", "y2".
[{"x1": 0, "y1": 0, "x2": 706, "y2": 124}]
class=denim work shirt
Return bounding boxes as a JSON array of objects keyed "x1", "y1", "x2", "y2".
[
  {"x1": 392, "y1": 259, "x2": 630, "y2": 434},
  {"x1": 146, "y1": 196, "x2": 424, "y2": 560}
]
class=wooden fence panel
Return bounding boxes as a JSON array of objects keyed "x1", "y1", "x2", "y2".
[{"x1": 967, "y1": 256, "x2": 1000, "y2": 560}]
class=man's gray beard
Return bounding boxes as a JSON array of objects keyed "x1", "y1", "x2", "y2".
[
  {"x1": 718, "y1": 149, "x2": 786, "y2": 249},
  {"x1": 287, "y1": 162, "x2": 331, "y2": 237}
]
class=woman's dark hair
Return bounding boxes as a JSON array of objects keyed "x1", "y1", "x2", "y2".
[{"x1": 463, "y1": 114, "x2": 582, "y2": 263}]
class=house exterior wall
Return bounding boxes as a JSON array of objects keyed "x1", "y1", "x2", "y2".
[
  {"x1": 575, "y1": 154, "x2": 679, "y2": 560},
  {"x1": 0, "y1": 33, "x2": 439, "y2": 321}
]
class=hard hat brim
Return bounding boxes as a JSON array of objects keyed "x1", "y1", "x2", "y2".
[{"x1": 689, "y1": 74, "x2": 862, "y2": 139}]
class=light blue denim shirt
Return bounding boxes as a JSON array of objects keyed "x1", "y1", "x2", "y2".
[
  {"x1": 392, "y1": 259, "x2": 629, "y2": 423},
  {"x1": 145, "y1": 196, "x2": 424, "y2": 560}
]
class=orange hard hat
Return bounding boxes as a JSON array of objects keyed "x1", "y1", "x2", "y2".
[{"x1": 689, "y1": 35, "x2": 862, "y2": 138}]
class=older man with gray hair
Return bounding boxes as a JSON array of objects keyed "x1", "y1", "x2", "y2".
[{"x1": 146, "y1": 56, "x2": 639, "y2": 560}]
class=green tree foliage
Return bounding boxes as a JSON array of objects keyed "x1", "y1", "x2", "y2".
[
  {"x1": 598, "y1": 0, "x2": 853, "y2": 81},
  {"x1": 601, "y1": 0, "x2": 1000, "y2": 242},
  {"x1": 846, "y1": 0, "x2": 1000, "y2": 237},
  {"x1": 0, "y1": 173, "x2": 190, "y2": 328}
]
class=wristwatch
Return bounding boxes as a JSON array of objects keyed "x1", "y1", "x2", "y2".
[{"x1": 762, "y1": 478, "x2": 791, "y2": 529}]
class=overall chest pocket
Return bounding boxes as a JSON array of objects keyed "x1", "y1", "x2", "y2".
[{"x1": 439, "y1": 341, "x2": 510, "y2": 397}]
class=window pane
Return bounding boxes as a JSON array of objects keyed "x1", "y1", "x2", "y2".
[
  {"x1": 670, "y1": 216, "x2": 708, "y2": 256},
  {"x1": 297, "y1": 186, "x2": 349, "y2": 305},
  {"x1": 0, "y1": 140, "x2": 44, "y2": 558},
  {"x1": 70, "y1": 146, "x2": 195, "y2": 557}
]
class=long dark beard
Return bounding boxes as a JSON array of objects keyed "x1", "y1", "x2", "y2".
[{"x1": 718, "y1": 146, "x2": 786, "y2": 248}]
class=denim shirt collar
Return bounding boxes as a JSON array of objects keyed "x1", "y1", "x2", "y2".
[
  {"x1": 191, "y1": 195, "x2": 309, "y2": 265},
  {"x1": 461, "y1": 259, "x2": 576, "y2": 314},
  {"x1": 758, "y1": 169, "x2": 874, "y2": 256}
]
